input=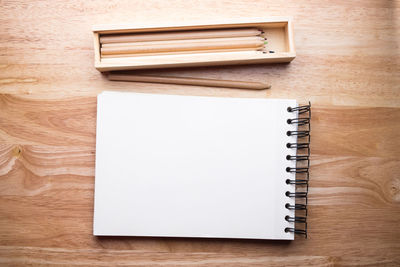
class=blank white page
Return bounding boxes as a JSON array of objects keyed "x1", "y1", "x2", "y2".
[{"x1": 94, "y1": 91, "x2": 298, "y2": 240}]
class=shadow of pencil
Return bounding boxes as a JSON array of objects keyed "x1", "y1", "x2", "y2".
[{"x1": 102, "y1": 62, "x2": 291, "y2": 78}]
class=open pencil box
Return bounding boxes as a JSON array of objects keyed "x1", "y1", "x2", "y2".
[{"x1": 93, "y1": 17, "x2": 295, "y2": 72}]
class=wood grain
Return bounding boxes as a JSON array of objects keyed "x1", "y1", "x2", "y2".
[
  {"x1": 1, "y1": 0, "x2": 399, "y2": 106},
  {"x1": 0, "y1": 96, "x2": 399, "y2": 265},
  {"x1": 0, "y1": 0, "x2": 399, "y2": 266}
]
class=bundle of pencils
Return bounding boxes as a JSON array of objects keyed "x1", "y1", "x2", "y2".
[{"x1": 100, "y1": 28, "x2": 266, "y2": 58}]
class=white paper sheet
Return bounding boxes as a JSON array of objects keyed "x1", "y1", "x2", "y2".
[{"x1": 94, "y1": 91, "x2": 298, "y2": 240}]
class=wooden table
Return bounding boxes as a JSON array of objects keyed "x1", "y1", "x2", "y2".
[{"x1": 1, "y1": 0, "x2": 399, "y2": 266}]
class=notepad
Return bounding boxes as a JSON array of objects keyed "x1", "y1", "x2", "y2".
[{"x1": 94, "y1": 91, "x2": 310, "y2": 240}]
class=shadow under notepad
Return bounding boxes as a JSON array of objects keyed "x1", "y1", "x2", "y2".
[{"x1": 95, "y1": 235, "x2": 293, "y2": 249}]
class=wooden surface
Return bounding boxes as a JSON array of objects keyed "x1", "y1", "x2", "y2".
[{"x1": 0, "y1": 0, "x2": 399, "y2": 266}]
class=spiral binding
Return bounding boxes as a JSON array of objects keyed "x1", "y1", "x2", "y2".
[{"x1": 285, "y1": 102, "x2": 311, "y2": 238}]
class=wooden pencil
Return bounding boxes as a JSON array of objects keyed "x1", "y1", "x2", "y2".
[
  {"x1": 101, "y1": 36, "x2": 264, "y2": 48},
  {"x1": 108, "y1": 74, "x2": 271, "y2": 90},
  {"x1": 100, "y1": 28, "x2": 262, "y2": 44},
  {"x1": 101, "y1": 37, "x2": 265, "y2": 55},
  {"x1": 100, "y1": 47, "x2": 263, "y2": 58}
]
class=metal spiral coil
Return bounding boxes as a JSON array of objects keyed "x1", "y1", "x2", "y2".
[
  {"x1": 287, "y1": 105, "x2": 310, "y2": 114},
  {"x1": 285, "y1": 203, "x2": 307, "y2": 210},
  {"x1": 286, "y1": 143, "x2": 309, "y2": 149},
  {"x1": 287, "y1": 118, "x2": 310, "y2": 126},
  {"x1": 286, "y1": 191, "x2": 308, "y2": 198},
  {"x1": 286, "y1": 179, "x2": 308, "y2": 185},
  {"x1": 286, "y1": 155, "x2": 309, "y2": 161},
  {"x1": 286, "y1": 167, "x2": 309, "y2": 173},
  {"x1": 285, "y1": 215, "x2": 307, "y2": 223},
  {"x1": 285, "y1": 102, "x2": 311, "y2": 238},
  {"x1": 284, "y1": 227, "x2": 307, "y2": 235},
  {"x1": 286, "y1": 130, "x2": 310, "y2": 138}
]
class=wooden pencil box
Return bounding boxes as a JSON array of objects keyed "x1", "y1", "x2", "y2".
[{"x1": 93, "y1": 17, "x2": 295, "y2": 72}]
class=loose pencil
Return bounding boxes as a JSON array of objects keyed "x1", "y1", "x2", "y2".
[
  {"x1": 100, "y1": 28, "x2": 262, "y2": 44},
  {"x1": 108, "y1": 74, "x2": 271, "y2": 90}
]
